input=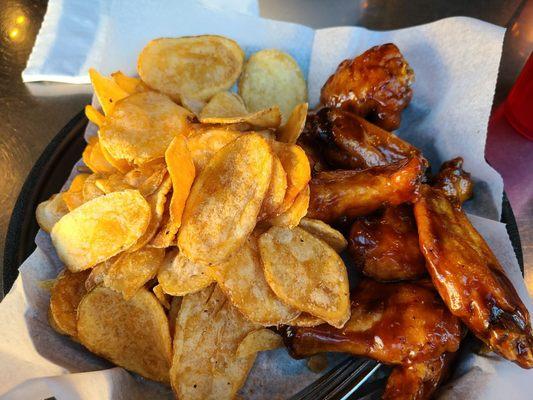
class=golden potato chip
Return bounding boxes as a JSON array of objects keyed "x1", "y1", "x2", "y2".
[
  {"x1": 85, "y1": 105, "x2": 105, "y2": 127},
  {"x1": 288, "y1": 312, "x2": 325, "y2": 327},
  {"x1": 49, "y1": 269, "x2": 90, "y2": 337},
  {"x1": 186, "y1": 129, "x2": 241, "y2": 173},
  {"x1": 89, "y1": 68, "x2": 129, "y2": 115},
  {"x1": 89, "y1": 140, "x2": 117, "y2": 174},
  {"x1": 239, "y1": 49, "x2": 307, "y2": 122},
  {"x1": 94, "y1": 174, "x2": 133, "y2": 194},
  {"x1": 77, "y1": 286, "x2": 171, "y2": 383},
  {"x1": 179, "y1": 95, "x2": 206, "y2": 117},
  {"x1": 153, "y1": 284, "x2": 171, "y2": 309},
  {"x1": 268, "y1": 184, "x2": 309, "y2": 228},
  {"x1": 82, "y1": 173, "x2": 105, "y2": 203},
  {"x1": 271, "y1": 141, "x2": 311, "y2": 212},
  {"x1": 170, "y1": 285, "x2": 258, "y2": 400},
  {"x1": 148, "y1": 204, "x2": 174, "y2": 248},
  {"x1": 200, "y1": 106, "x2": 282, "y2": 129},
  {"x1": 36, "y1": 193, "x2": 69, "y2": 233},
  {"x1": 85, "y1": 261, "x2": 109, "y2": 292},
  {"x1": 258, "y1": 156, "x2": 287, "y2": 220},
  {"x1": 102, "y1": 247, "x2": 165, "y2": 300},
  {"x1": 178, "y1": 134, "x2": 273, "y2": 264},
  {"x1": 158, "y1": 250, "x2": 213, "y2": 296},
  {"x1": 164, "y1": 135, "x2": 196, "y2": 243},
  {"x1": 298, "y1": 217, "x2": 347, "y2": 253},
  {"x1": 68, "y1": 173, "x2": 90, "y2": 192},
  {"x1": 99, "y1": 92, "x2": 192, "y2": 164},
  {"x1": 199, "y1": 91, "x2": 248, "y2": 120},
  {"x1": 138, "y1": 36, "x2": 244, "y2": 101},
  {"x1": 129, "y1": 175, "x2": 172, "y2": 251},
  {"x1": 99, "y1": 140, "x2": 132, "y2": 173},
  {"x1": 168, "y1": 296, "x2": 182, "y2": 338},
  {"x1": 64, "y1": 174, "x2": 89, "y2": 211},
  {"x1": 51, "y1": 190, "x2": 151, "y2": 272},
  {"x1": 123, "y1": 160, "x2": 167, "y2": 196},
  {"x1": 235, "y1": 329, "x2": 283, "y2": 358},
  {"x1": 111, "y1": 71, "x2": 148, "y2": 94},
  {"x1": 277, "y1": 103, "x2": 308, "y2": 143},
  {"x1": 210, "y1": 236, "x2": 299, "y2": 326},
  {"x1": 82, "y1": 138, "x2": 96, "y2": 169},
  {"x1": 258, "y1": 226, "x2": 350, "y2": 328}
]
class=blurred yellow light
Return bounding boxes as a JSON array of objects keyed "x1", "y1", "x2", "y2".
[
  {"x1": 8, "y1": 27, "x2": 20, "y2": 39},
  {"x1": 15, "y1": 15, "x2": 26, "y2": 25}
]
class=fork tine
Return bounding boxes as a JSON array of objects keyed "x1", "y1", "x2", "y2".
[{"x1": 290, "y1": 358, "x2": 381, "y2": 400}]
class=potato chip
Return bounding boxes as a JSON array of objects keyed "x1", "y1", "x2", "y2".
[
  {"x1": 163, "y1": 135, "x2": 196, "y2": 243},
  {"x1": 85, "y1": 261, "x2": 109, "y2": 291},
  {"x1": 258, "y1": 156, "x2": 287, "y2": 220},
  {"x1": 298, "y1": 217, "x2": 348, "y2": 253},
  {"x1": 168, "y1": 296, "x2": 182, "y2": 338},
  {"x1": 170, "y1": 285, "x2": 258, "y2": 400},
  {"x1": 99, "y1": 92, "x2": 192, "y2": 164},
  {"x1": 99, "y1": 140, "x2": 132, "y2": 173},
  {"x1": 153, "y1": 284, "x2": 171, "y2": 309},
  {"x1": 199, "y1": 91, "x2": 248, "y2": 120},
  {"x1": 268, "y1": 184, "x2": 309, "y2": 228},
  {"x1": 178, "y1": 134, "x2": 273, "y2": 264},
  {"x1": 89, "y1": 68, "x2": 129, "y2": 115},
  {"x1": 123, "y1": 160, "x2": 168, "y2": 196},
  {"x1": 88, "y1": 140, "x2": 117, "y2": 174},
  {"x1": 277, "y1": 103, "x2": 308, "y2": 144},
  {"x1": 111, "y1": 71, "x2": 148, "y2": 94},
  {"x1": 102, "y1": 247, "x2": 165, "y2": 300},
  {"x1": 63, "y1": 189, "x2": 85, "y2": 211},
  {"x1": 158, "y1": 250, "x2": 213, "y2": 296},
  {"x1": 82, "y1": 173, "x2": 105, "y2": 203},
  {"x1": 200, "y1": 106, "x2": 282, "y2": 129},
  {"x1": 235, "y1": 329, "x2": 283, "y2": 358},
  {"x1": 85, "y1": 105, "x2": 106, "y2": 127},
  {"x1": 271, "y1": 141, "x2": 311, "y2": 212},
  {"x1": 49, "y1": 269, "x2": 90, "y2": 337},
  {"x1": 36, "y1": 193, "x2": 69, "y2": 233},
  {"x1": 179, "y1": 95, "x2": 206, "y2": 117},
  {"x1": 148, "y1": 204, "x2": 175, "y2": 248},
  {"x1": 288, "y1": 312, "x2": 325, "y2": 327},
  {"x1": 51, "y1": 190, "x2": 151, "y2": 272},
  {"x1": 77, "y1": 286, "x2": 172, "y2": 383},
  {"x1": 82, "y1": 138, "x2": 96, "y2": 169},
  {"x1": 94, "y1": 173, "x2": 133, "y2": 194},
  {"x1": 239, "y1": 49, "x2": 307, "y2": 122},
  {"x1": 258, "y1": 226, "x2": 350, "y2": 328},
  {"x1": 138, "y1": 36, "x2": 244, "y2": 101},
  {"x1": 186, "y1": 129, "x2": 241, "y2": 173},
  {"x1": 210, "y1": 236, "x2": 299, "y2": 326}
]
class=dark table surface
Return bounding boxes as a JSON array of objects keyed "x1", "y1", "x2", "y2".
[{"x1": 0, "y1": 0, "x2": 532, "y2": 296}]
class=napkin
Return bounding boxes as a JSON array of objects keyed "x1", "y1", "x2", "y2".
[
  {"x1": 6, "y1": 1, "x2": 532, "y2": 399},
  {"x1": 21, "y1": 0, "x2": 259, "y2": 83}
]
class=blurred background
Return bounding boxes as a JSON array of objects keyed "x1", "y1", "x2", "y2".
[{"x1": 0, "y1": 0, "x2": 532, "y2": 296}]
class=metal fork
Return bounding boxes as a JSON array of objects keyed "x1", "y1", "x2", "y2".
[{"x1": 290, "y1": 358, "x2": 382, "y2": 400}]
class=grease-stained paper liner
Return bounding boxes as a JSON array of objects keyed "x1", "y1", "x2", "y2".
[{"x1": 2, "y1": 3, "x2": 531, "y2": 400}]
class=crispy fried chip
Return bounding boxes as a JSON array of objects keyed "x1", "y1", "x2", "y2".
[
  {"x1": 210, "y1": 236, "x2": 299, "y2": 326},
  {"x1": 178, "y1": 134, "x2": 273, "y2": 264},
  {"x1": 271, "y1": 141, "x2": 311, "y2": 212},
  {"x1": 170, "y1": 285, "x2": 259, "y2": 400},
  {"x1": 85, "y1": 105, "x2": 106, "y2": 127},
  {"x1": 299, "y1": 217, "x2": 348, "y2": 253},
  {"x1": 168, "y1": 296, "x2": 182, "y2": 338},
  {"x1": 186, "y1": 129, "x2": 241, "y2": 173},
  {"x1": 138, "y1": 36, "x2": 244, "y2": 101},
  {"x1": 111, "y1": 71, "x2": 148, "y2": 94},
  {"x1": 49, "y1": 269, "x2": 90, "y2": 337},
  {"x1": 158, "y1": 250, "x2": 213, "y2": 296},
  {"x1": 258, "y1": 226, "x2": 350, "y2": 328},
  {"x1": 102, "y1": 247, "x2": 165, "y2": 300},
  {"x1": 288, "y1": 313, "x2": 325, "y2": 327},
  {"x1": 163, "y1": 135, "x2": 196, "y2": 243},
  {"x1": 85, "y1": 261, "x2": 109, "y2": 292},
  {"x1": 123, "y1": 160, "x2": 167, "y2": 196},
  {"x1": 277, "y1": 103, "x2": 308, "y2": 143},
  {"x1": 268, "y1": 184, "x2": 310, "y2": 228},
  {"x1": 94, "y1": 173, "x2": 133, "y2": 194},
  {"x1": 179, "y1": 95, "x2": 206, "y2": 117},
  {"x1": 99, "y1": 92, "x2": 192, "y2": 164},
  {"x1": 89, "y1": 68, "x2": 129, "y2": 115},
  {"x1": 77, "y1": 287, "x2": 171, "y2": 383},
  {"x1": 258, "y1": 156, "x2": 288, "y2": 220},
  {"x1": 235, "y1": 329, "x2": 284, "y2": 358},
  {"x1": 199, "y1": 91, "x2": 248, "y2": 119},
  {"x1": 85, "y1": 138, "x2": 117, "y2": 174},
  {"x1": 99, "y1": 140, "x2": 132, "y2": 173},
  {"x1": 239, "y1": 49, "x2": 307, "y2": 123},
  {"x1": 36, "y1": 193, "x2": 69, "y2": 233},
  {"x1": 200, "y1": 106, "x2": 282, "y2": 129},
  {"x1": 153, "y1": 284, "x2": 171, "y2": 309},
  {"x1": 82, "y1": 173, "x2": 105, "y2": 203},
  {"x1": 51, "y1": 190, "x2": 151, "y2": 272}
]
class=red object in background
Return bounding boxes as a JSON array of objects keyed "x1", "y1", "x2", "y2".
[{"x1": 504, "y1": 52, "x2": 533, "y2": 140}]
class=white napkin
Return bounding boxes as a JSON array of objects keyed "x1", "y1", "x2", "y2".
[{"x1": 22, "y1": 0, "x2": 259, "y2": 83}]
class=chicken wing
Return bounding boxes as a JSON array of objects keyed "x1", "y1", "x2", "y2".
[
  {"x1": 300, "y1": 107, "x2": 421, "y2": 170},
  {"x1": 432, "y1": 157, "x2": 473, "y2": 204},
  {"x1": 414, "y1": 185, "x2": 533, "y2": 368},
  {"x1": 283, "y1": 280, "x2": 462, "y2": 365},
  {"x1": 320, "y1": 43, "x2": 414, "y2": 131},
  {"x1": 307, "y1": 156, "x2": 424, "y2": 224},
  {"x1": 382, "y1": 352, "x2": 456, "y2": 400},
  {"x1": 349, "y1": 205, "x2": 426, "y2": 281}
]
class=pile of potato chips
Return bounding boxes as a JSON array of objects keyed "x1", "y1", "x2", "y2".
[{"x1": 37, "y1": 35, "x2": 350, "y2": 399}]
